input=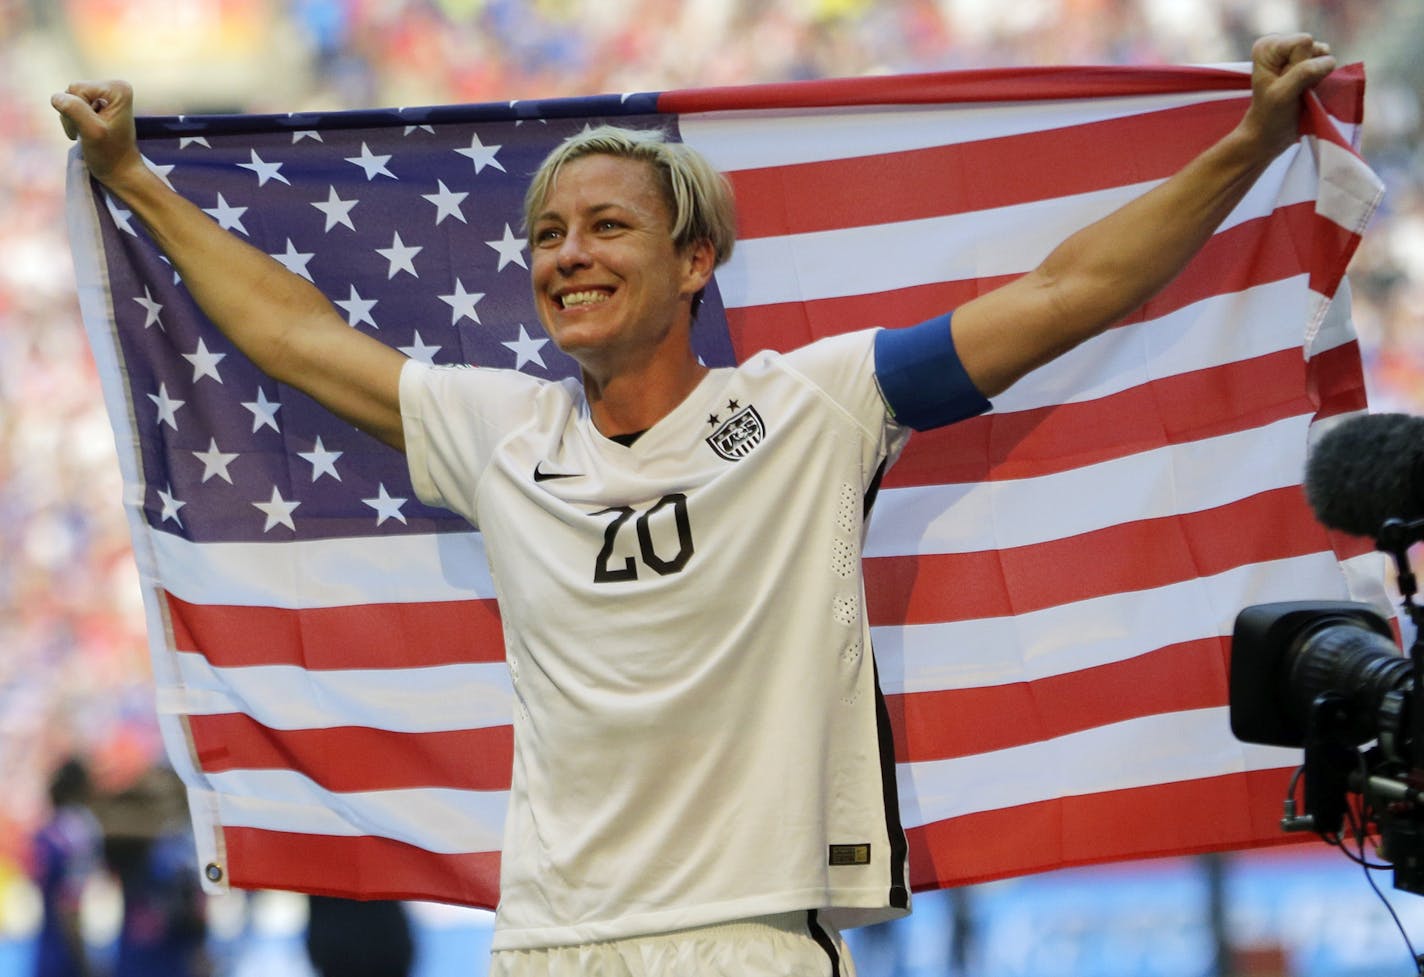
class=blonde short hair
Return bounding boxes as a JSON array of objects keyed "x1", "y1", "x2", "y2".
[{"x1": 523, "y1": 125, "x2": 736, "y2": 268}]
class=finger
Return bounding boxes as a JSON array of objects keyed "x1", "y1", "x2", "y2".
[
  {"x1": 51, "y1": 88, "x2": 116, "y2": 142},
  {"x1": 51, "y1": 91, "x2": 92, "y2": 141}
]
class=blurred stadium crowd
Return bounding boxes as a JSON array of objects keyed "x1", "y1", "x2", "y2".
[{"x1": 2, "y1": 0, "x2": 1424, "y2": 971}]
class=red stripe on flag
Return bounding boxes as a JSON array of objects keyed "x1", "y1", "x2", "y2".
[
  {"x1": 865, "y1": 486, "x2": 1372, "y2": 626},
  {"x1": 1314, "y1": 62, "x2": 1366, "y2": 126},
  {"x1": 729, "y1": 99, "x2": 1245, "y2": 240},
  {"x1": 167, "y1": 592, "x2": 505, "y2": 668},
  {"x1": 222, "y1": 827, "x2": 500, "y2": 908},
  {"x1": 660, "y1": 64, "x2": 1249, "y2": 114},
  {"x1": 1308, "y1": 338, "x2": 1368, "y2": 424},
  {"x1": 723, "y1": 201, "x2": 1327, "y2": 358},
  {"x1": 189, "y1": 714, "x2": 514, "y2": 792},
  {"x1": 904, "y1": 767, "x2": 1307, "y2": 890},
  {"x1": 887, "y1": 341, "x2": 1365, "y2": 489},
  {"x1": 887, "y1": 637, "x2": 1229, "y2": 764}
]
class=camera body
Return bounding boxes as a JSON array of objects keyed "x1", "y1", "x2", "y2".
[{"x1": 1230, "y1": 599, "x2": 1424, "y2": 892}]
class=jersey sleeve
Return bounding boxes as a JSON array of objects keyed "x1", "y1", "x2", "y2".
[
  {"x1": 873, "y1": 312, "x2": 991, "y2": 431},
  {"x1": 399, "y1": 360, "x2": 546, "y2": 520}
]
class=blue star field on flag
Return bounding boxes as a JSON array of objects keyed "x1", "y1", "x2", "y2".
[{"x1": 92, "y1": 96, "x2": 737, "y2": 545}]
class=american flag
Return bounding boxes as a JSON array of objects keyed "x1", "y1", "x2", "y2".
[{"x1": 67, "y1": 63, "x2": 1386, "y2": 908}]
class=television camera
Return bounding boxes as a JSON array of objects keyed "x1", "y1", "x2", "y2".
[{"x1": 1230, "y1": 412, "x2": 1424, "y2": 894}]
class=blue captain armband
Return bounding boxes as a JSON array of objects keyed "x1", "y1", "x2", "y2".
[{"x1": 873, "y1": 313, "x2": 991, "y2": 431}]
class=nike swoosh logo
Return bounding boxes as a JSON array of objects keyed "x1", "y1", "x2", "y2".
[{"x1": 533, "y1": 463, "x2": 581, "y2": 482}]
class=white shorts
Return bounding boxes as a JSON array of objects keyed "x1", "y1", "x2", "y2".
[{"x1": 488, "y1": 911, "x2": 857, "y2": 977}]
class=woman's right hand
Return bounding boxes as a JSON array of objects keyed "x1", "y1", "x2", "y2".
[{"x1": 51, "y1": 80, "x2": 144, "y2": 189}]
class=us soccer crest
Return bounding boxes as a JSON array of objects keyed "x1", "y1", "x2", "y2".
[{"x1": 706, "y1": 404, "x2": 765, "y2": 461}]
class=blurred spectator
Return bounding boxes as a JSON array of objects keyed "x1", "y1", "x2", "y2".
[
  {"x1": 98, "y1": 767, "x2": 210, "y2": 977},
  {"x1": 29, "y1": 758, "x2": 101, "y2": 977},
  {"x1": 305, "y1": 897, "x2": 415, "y2": 977}
]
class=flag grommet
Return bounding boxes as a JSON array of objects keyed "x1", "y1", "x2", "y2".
[{"x1": 205, "y1": 862, "x2": 224, "y2": 883}]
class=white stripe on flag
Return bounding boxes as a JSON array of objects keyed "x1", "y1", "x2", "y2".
[
  {"x1": 897, "y1": 706, "x2": 1300, "y2": 827},
  {"x1": 873, "y1": 551, "x2": 1365, "y2": 695},
  {"x1": 868, "y1": 413, "x2": 1313, "y2": 556},
  {"x1": 204, "y1": 769, "x2": 508, "y2": 853},
  {"x1": 163, "y1": 652, "x2": 514, "y2": 730},
  {"x1": 715, "y1": 148, "x2": 1317, "y2": 309}
]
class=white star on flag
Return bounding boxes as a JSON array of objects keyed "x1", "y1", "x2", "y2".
[
  {"x1": 455, "y1": 132, "x2": 505, "y2": 173},
  {"x1": 237, "y1": 149, "x2": 290, "y2": 186},
  {"x1": 105, "y1": 194, "x2": 137, "y2": 236},
  {"x1": 298, "y1": 437, "x2": 343, "y2": 481},
  {"x1": 270, "y1": 239, "x2": 316, "y2": 281},
  {"x1": 253, "y1": 486, "x2": 300, "y2": 532},
  {"x1": 203, "y1": 193, "x2": 249, "y2": 234},
  {"x1": 363, "y1": 484, "x2": 409, "y2": 526},
  {"x1": 486, "y1": 224, "x2": 527, "y2": 271},
  {"x1": 335, "y1": 286, "x2": 379, "y2": 328},
  {"x1": 312, "y1": 186, "x2": 359, "y2": 232},
  {"x1": 242, "y1": 387, "x2": 282, "y2": 433},
  {"x1": 398, "y1": 331, "x2": 441, "y2": 364},
  {"x1": 178, "y1": 136, "x2": 210, "y2": 149},
  {"x1": 182, "y1": 338, "x2": 227, "y2": 383},
  {"x1": 133, "y1": 286, "x2": 164, "y2": 329},
  {"x1": 377, "y1": 232, "x2": 422, "y2": 279},
  {"x1": 437, "y1": 279, "x2": 484, "y2": 324},
  {"x1": 142, "y1": 155, "x2": 177, "y2": 190},
  {"x1": 293, "y1": 130, "x2": 323, "y2": 143},
  {"x1": 193, "y1": 438, "x2": 239, "y2": 484},
  {"x1": 502, "y1": 324, "x2": 549, "y2": 371},
  {"x1": 422, "y1": 180, "x2": 469, "y2": 224},
  {"x1": 147, "y1": 384, "x2": 184, "y2": 429},
  {"x1": 157, "y1": 484, "x2": 186, "y2": 527},
  {"x1": 404, "y1": 124, "x2": 436, "y2": 135},
  {"x1": 346, "y1": 142, "x2": 396, "y2": 181}
]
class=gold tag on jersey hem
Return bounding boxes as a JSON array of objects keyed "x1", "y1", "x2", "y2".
[{"x1": 828, "y1": 843, "x2": 871, "y2": 866}]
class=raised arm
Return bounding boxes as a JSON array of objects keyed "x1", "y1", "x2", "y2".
[
  {"x1": 951, "y1": 33, "x2": 1338, "y2": 398},
  {"x1": 53, "y1": 80, "x2": 409, "y2": 451}
]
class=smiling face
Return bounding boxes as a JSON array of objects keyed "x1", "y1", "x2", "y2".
[{"x1": 529, "y1": 153, "x2": 714, "y2": 380}]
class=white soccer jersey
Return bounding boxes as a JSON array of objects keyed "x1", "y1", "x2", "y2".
[{"x1": 401, "y1": 328, "x2": 914, "y2": 950}]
